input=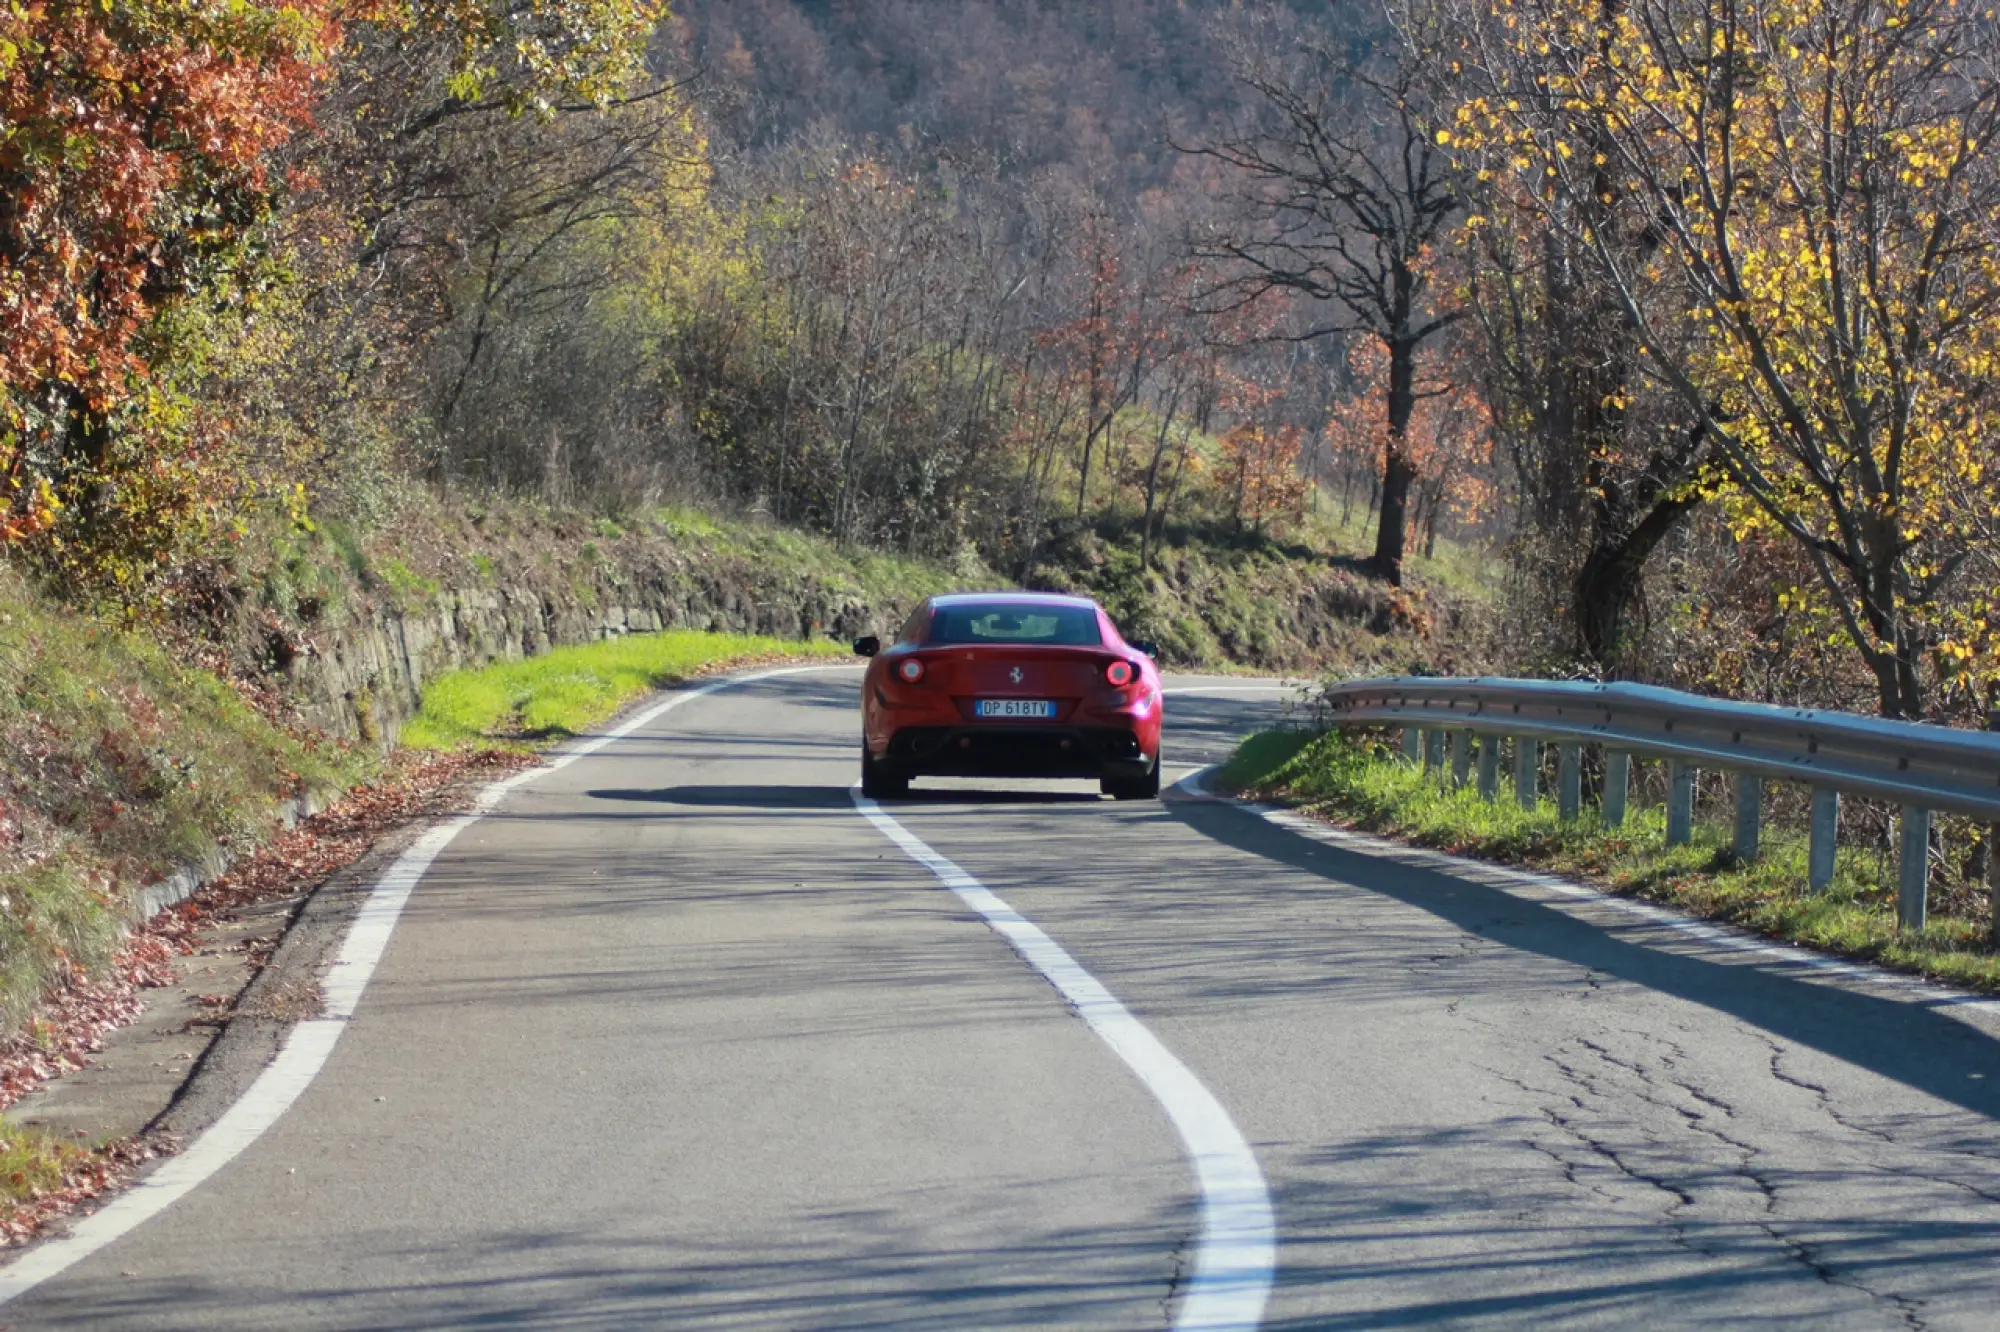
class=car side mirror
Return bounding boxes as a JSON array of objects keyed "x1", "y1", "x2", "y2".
[
  {"x1": 1129, "y1": 640, "x2": 1159, "y2": 659},
  {"x1": 853, "y1": 635, "x2": 881, "y2": 658}
]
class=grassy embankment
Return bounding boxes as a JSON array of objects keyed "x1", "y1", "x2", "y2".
[
  {"x1": 1033, "y1": 506, "x2": 1475, "y2": 676},
  {"x1": 0, "y1": 499, "x2": 912, "y2": 1213},
  {"x1": 1293, "y1": 491, "x2": 1494, "y2": 600},
  {"x1": 0, "y1": 568, "x2": 366, "y2": 1201},
  {"x1": 2, "y1": 497, "x2": 924, "y2": 1033},
  {"x1": 0, "y1": 570, "x2": 368, "y2": 1028},
  {"x1": 0, "y1": 604, "x2": 846, "y2": 1208},
  {"x1": 258, "y1": 493, "x2": 985, "y2": 634},
  {"x1": 1219, "y1": 728, "x2": 2000, "y2": 993},
  {"x1": 401, "y1": 628, "x2": 848, "y2": 749}
]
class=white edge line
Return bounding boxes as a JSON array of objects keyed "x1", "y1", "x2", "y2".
[
  {"x1": 0, "y1": 662, "x2": 860, "y2": 1305},
  {"x1": 850, "y1": 790, "x2": 1275, "y2": 1332},
  {"x1": 1179, "y1": 767, "x2": 2000, "y2": 1020}
]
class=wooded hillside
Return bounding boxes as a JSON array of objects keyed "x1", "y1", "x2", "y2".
[{"x1": 4, "y1": 0, "x2": 1996, "y2": 726}]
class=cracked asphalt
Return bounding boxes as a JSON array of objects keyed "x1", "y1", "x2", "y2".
[{"x1": 5, "y1": 669, "x2": 1999, "y2": 1329}]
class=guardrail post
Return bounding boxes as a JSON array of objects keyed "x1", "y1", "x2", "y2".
[
  {"x1": 1476, "y1": 735, "x2": 1499, "y2": 801},
  {"x1": 1666, "y1": 761, "x2": 1694, "y2": 847},
  {"x1": 1899, "y1": 806, "x2": 1931, "y2": 931},
  {"x1": 1424, "y1": 728, "x2": 1446, "y2": 778},
  {"x1": 1990, "y1": 826, "x2": 2000, "y2": 947},
  {"x1": 1558, "y1": 744, "x2": 1582, "y2": 821},
  {"x1": 1808, "y1": 788, "x2": 1839, "y2": 893},
  {"x1": 1733, "y1": 775, "x2": 1762, "y2": 862},
  {"x1": 1602, "y1": 751, "x2": 1630, "y2": 828},
  {"x1": 1402, "y1": 727, "x2": 1421, "y2": 762},
  {"x1": 1513, "y1": 738, "x2": 1538, "y2": 808},
  {"x1": 1450, "y1": 730, "x2": 1472, "y2": 789}
]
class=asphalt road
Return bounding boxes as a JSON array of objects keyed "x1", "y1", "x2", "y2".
[{"x1": 6, "y1": 667, "x2": 2000, "y2": 1330}]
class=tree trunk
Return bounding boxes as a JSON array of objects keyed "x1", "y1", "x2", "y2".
[
  {"x1": 1986, "y1": 688, "x2": 2000, "y2": 946},
  {"x1": 1140, "y1": 391, "x2": 1182, "y2": 572},
  {"x1": 1573, "y1": 489, "x2": 1700, "y2": 672},
  {"x1": 1369, "y1": 336, "x2": 1418, "y2": 586},
  {"x1": 1855, "y1": 589, "x2": 1926, "y2": 720}
]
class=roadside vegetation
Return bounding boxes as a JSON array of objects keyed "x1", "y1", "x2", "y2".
[
  {"x1": 1221, "y1": 730, "x2": 2000, "y2": 993},
  {"x1": 0, "y1": 569, "x2": 367, "y2": 1030},
  {"x1": 250, "y1": 490, "x2": 988, "y2": 655},
  {"x1": 0, "y1": 559, "x2": 848, "y2": 1042},
  {"x1": 403, "y1": 630, "x2": 848, "y2": 749},
  {"x1": 0, "y1": 1122, "x2": 87, "y2": 1231},
  {"x1": 6, "y1": 0, "x2": 2000, "y2": 1243},
  {"x1": 0, "y1": 569, "x2": 361, "y2": 1224},
  {"x1": 0, "y1": 596, "x2": 844, "y2": 1224}
]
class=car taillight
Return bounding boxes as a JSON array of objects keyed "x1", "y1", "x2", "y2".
[
  {"x1": 897, "y1": 657, "x2": 926, "y2": 684},
  {"x1": 1104, "y1": 659, "x2": 1136, "y2": 687}
]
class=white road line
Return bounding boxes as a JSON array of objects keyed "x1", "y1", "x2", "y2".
[
  {"x1": 1184, "y1": 768, "x2": 2000, "y2": 1019},
  {"x1": 851, "y1": 792, "x2": 1275, "y2": 1332},
  {"x1": 0, "y1": 663, "x2": 858, "y2": 1306}
]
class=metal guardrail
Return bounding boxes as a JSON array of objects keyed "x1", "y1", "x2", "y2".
[{"x1": 1323, "y1": 677, "x2": 2000, "y2": 931}]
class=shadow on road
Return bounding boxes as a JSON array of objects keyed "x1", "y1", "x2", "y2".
[
  {"x1": 1163, "y1": 795, "x2": 2000, "y2": 1125},
  {"x1": 589, "y1": 785, "x2": 855, "y2": 810},
  {"x1": 585, "y1": 785, "x2": 1103, "y2": 809},
  {"x1": 10, "y1": 1209, "x2": 1184, "y2": 1331}
]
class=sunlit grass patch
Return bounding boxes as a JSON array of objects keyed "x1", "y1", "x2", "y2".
[
  {"x1": 1215, "y1": 728, "x2": 1317, "y2": 791},
  {"x1": 1222, "y1": 729, "x2": 2000, "y2": 993},
  {"x1": 401, "y1": 629, "x2": 849, "y2": 749},
  {"x1": 0, "y1": 1120, "x2": 86, "y2": 1215},
  {"x1": 649, "y1": 506, "x2": 992, "y2": 603},
  {"x1": 1296, "y1": 491, "x2": 1495, "y2": 599}
]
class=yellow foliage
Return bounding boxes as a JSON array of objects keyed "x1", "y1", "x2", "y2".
[{"x1": 1437, "y1": 0, "x2": 2000, "y2": 712}]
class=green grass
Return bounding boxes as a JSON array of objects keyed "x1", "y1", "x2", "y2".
[
  {"x1": 1216, "y1": 729, "x2": 1319, "y2": 788},
  {"x1": 0, "y1": 1118, "x2": 87, "y2": 1214},
  {"x1": 1295, "y1": 490, "x2": 1495, "y2": 599},
  {"x1": 652, "y1": 505, "x2": 992, "y2": 602},
  {"x1": 1223, "y1": 728, "x2": 2000, "y2": 993},
  {"x1": 0, "y1": 568, "x2": 368, "y2": 1027},
  {"x1": 401, "y1": 629, "x2": 849, "y2": 749}
]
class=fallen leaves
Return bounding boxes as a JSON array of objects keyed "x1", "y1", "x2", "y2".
[
  {"x1": 0, "y1": 744, "x2": 534, "y2": 1246},
  {"x1": 0, "y1": 1136, "x2": 179, "y2": 1249}
]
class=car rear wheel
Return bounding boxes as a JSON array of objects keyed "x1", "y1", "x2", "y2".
[
  {"x1": 1102, "y1": 754, "x2": 1161, "y2": 801},
  {"x1": 860, "y1": 745, "x2": 909, "y2": 800}
]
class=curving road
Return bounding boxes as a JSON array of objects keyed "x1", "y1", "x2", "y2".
[{"x1": 4, "y1": 667, "x2": 1999, "y2": 1329}]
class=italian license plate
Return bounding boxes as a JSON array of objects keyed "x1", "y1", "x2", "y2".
[{"x1": 975, "y1": 699, "x2": 1057, "y2": 719}]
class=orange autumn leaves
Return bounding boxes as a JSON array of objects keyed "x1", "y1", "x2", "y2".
[
  {"x1": 0, "y1": 0, "x2": 664, "y2": 562},
  {"x1": 0, "y1": 0, "x2": 342, "y2": 524},
  {"x1": 1219, "y1": 423, "x2": 1308, "y2": 532},
  {"x1": 1325, "y1": 340, "x2": 1496, "y2": 535}
]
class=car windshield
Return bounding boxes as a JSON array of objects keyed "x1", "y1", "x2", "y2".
[{"x1": 928, "y1": 602, "x2": 1102, "y2": 646}]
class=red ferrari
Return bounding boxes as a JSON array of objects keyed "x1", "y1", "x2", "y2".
[{"x1": 854, "y1": 592, "x2": 1163, "y2": 801}]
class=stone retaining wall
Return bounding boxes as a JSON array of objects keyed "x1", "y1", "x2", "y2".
[{"x1": 281, "y1": 557, "x2": 914, "y2": 744}]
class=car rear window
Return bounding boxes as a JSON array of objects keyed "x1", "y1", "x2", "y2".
[{"x1": 927, "y1": 603, "x2": 1102, "y2": 646}]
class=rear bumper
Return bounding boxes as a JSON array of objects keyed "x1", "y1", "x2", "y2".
[{"x1": 876, "y1": 725, "x2": 1155, "y2": 779}]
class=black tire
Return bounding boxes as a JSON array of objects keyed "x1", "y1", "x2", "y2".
[
  {"x1": 1102, "y1": 754, "x2": 1162, "y2": 801},
  {"x1": 861, "y1": 746, "x2": 909, "y2": 800}
]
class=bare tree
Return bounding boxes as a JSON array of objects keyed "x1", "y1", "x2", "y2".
[{"x1": 1187, "y1": 20, "x2": 1460, "y2": 586}]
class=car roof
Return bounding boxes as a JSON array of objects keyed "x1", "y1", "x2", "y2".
[{"x1": 927, "y1": 591, "x2": 1102, "y2": 611}]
